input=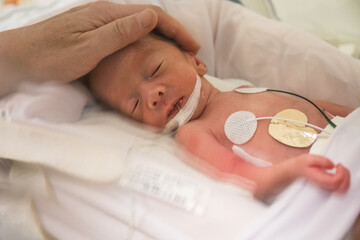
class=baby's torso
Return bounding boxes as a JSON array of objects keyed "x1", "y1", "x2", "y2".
[{"x1": 198, "y1": 90, "x2": 332, "y2": 164}]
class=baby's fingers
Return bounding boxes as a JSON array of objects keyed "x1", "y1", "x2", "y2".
[
  {"x1": 307, "y1": 155, "x2": 334, "y2": 169},
  {"x1": 306, "y1": 169, "x2": 338, "y2": 190},
  {"x1": 335, "y1": 164, "x2": 350, "y2": 192},
  {"x1": 307, "y1": 163, "x2": 350, "y2": 192}
]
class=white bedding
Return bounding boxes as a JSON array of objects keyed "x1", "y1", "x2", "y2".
[
  {"x1": 237, "y1": 108, "x2": 360, "y2": 240},
  {"x1": 1, "y1": 0, "x2": 360, "y2": 239}
]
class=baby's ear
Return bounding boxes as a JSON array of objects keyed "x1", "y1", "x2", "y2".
[{"x1": 186, "y1": 52, "x2": 207, "y2": 76}]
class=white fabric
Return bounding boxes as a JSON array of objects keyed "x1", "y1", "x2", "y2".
[
  {"x1": 237, "y1": 108, "x2": 360, "y2": 240},
  {"x1": 310, "y1": 116, "x2": 344, "y2": 155},
  {"x1": 36, "y1": 151, "x2": 265, "y2": 240},
  {"x1": 1, "y1": 0, "x2": 360, "y2": 239},
  {"x1": 271, "y1": 0, "x2": 360, "y2": 54},
  {"x1": 0, "y1": 118, "x2": 129, "y2": 182},
  {"x1": 0, "y1": 82, "x2": 88, "y2": 124},
  {"x1": 210, "y1": 0, "x2": 360, "y2": 108}
]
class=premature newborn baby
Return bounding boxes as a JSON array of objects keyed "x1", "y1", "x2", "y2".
[{"x1": 89, "y1": 34, "x2": 353, "y2": 199}]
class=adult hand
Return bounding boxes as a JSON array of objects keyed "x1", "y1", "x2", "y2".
[{"x1": 0, "y1": 1, "x2": 200, "y2": 95}]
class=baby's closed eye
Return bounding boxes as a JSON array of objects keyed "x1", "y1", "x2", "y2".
[{"x1": 132, "y1": 99, "x2": 139, "y2": 115}]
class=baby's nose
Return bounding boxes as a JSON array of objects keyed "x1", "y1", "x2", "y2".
[
  {"x1": 144, "y1": 85, "x2": 166, "y2": 110},
  {"x1": 149, "y1": 91, "x2": 164, "y2": 109}
]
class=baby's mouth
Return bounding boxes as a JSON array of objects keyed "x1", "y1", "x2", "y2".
[
  {"x1": 163, "y1": 75, "x2": 201, "y2": 133},
  {"x1": 167, "y1": 97, "x2": 184, "y2": 119}
]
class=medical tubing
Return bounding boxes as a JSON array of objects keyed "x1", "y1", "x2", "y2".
[
  {"x1": 266, "y1": 89, "x2": 337, "y2": 128},
  {"x1": 253, "y1": 116, "x2": 331, "y2": 135},
  {"x1": 325, "y1": 110, "x2": 335, "y2": 118}
]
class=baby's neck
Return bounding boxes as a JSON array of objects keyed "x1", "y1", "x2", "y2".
[{"x1": 191, "y1": 76, "x2": 221, "y2": 120}]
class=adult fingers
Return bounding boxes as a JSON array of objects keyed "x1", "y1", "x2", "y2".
[
  {"x1": 154, "y1": 8, "x2": 201, "y2": 53},
  {"x1": 66, "y1": 2, "x2": 92, "y2": 14},
  {"x1": 85, "y1": 2, "x2": 200, "y2": 53},
  {"x1": 107, "y1": 3, "x2": 201, "y2": 53},
  {"x1": 91, "y1": 9, "x2": 158, "y2": 59}
]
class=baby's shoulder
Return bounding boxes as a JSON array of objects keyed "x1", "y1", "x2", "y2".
[
  {"x1": 179, "y1": 119, "x2": 209, "y2": 132},
  {"x1": 176, "y1": 120, "x2": 214, "y2": 145},
  {"x1": 177, "y1": 119, "x2": 210, "y2": 136}
]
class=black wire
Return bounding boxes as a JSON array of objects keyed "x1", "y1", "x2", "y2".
[{"x1": 266, "y1": 89, "x2": 337, "y2": 128}]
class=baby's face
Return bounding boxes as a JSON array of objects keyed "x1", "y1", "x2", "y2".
[{"x1": 90, "y1": 36, "x2": 207, "y2": 129}]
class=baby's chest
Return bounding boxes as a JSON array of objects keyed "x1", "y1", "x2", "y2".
[{"x1": 202, "y1": 93, "x2": 319, "y2": 163}]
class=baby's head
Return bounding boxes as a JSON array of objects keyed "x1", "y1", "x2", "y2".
[{"x1": 89, "y1": 33, "x2": 208, "y2": 130}]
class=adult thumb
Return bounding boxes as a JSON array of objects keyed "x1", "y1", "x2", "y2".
[{"x1": 93, "y1": 9, "x2": 158, "y2": 58}]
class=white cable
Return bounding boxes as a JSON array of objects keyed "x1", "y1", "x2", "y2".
[
  {"x1": 325, "y1": 110, "x2": 335, "y2": 119},
  {"x1": 254, "y1": 116, "x2": 331, "y2": 135}
]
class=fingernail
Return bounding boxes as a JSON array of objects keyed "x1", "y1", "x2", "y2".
[{"x1": 137, "y1": 9, "x2": 156, "y2": 29}]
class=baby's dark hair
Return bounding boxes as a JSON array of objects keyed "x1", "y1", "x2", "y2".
[{"x1": 133, "y1": 31, "x2": 184, "y2": 51}]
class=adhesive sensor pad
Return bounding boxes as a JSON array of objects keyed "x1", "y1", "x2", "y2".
[{"x1": 224, "y1": 111, "x2": 257, "y2": 145}]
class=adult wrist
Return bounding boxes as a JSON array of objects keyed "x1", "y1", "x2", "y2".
[{"x1": 0, "y1": 27, "x2": 34, "y2": 96}]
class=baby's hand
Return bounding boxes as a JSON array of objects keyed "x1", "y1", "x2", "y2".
[{"x1": 296, "y1": 154, "x2": 350, "y2": 192}]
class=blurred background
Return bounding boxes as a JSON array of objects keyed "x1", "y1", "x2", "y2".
[
  {"x1": 2, "y1": 0, "x2": 360, "y2": 59},
  {"x1": 232, "y1": 0, "x2": 360, "y2": 59}
]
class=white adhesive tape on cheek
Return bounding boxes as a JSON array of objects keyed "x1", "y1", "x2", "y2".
[
  {"x1": 163, "y1": 75, "x2": 201, "y2": 133},
  {"x1": 224, "y1": 111, "x2": 257, "y2": 145}
]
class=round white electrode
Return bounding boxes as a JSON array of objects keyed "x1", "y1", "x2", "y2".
[{"x1": 224, "y1": 111, "x2": 257, "y2": 145}]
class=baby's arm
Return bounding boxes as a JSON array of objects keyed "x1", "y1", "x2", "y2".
[
  {"x1": 176, "y1": 122, "x2": 350, "y2": 199},
  {"x1": 176, "y1": 122, "x2": 296, "y2": 198}
]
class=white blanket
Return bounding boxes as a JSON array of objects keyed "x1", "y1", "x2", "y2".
[{"x1": 237, "y1": 108, "x2": 360, "y2": 240}]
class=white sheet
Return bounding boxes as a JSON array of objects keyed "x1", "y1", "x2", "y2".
[
  {"x1": 1, "y1": 0, "x2": 360, "y2": 239},
  {"x1": 35, "y1": 154, "x2": 265, "y2": 240},
  {"x1": 237, "y1": 108, "x2": 360, "y2": 240}
]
